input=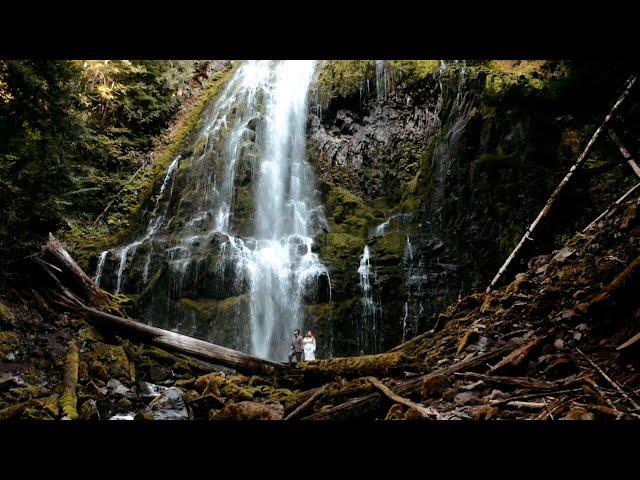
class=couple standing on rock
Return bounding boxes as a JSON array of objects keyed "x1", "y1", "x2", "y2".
[{"x1": 288, "y1": 329, "x2": 316, "y2": 365}]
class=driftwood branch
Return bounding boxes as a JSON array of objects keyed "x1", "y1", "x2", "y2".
[{"x1": 487, "y1": 75, "x2": 637, "y2": 292}]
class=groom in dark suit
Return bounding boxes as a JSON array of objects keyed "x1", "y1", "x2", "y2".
[{"x1": 288, "y1": 329, "x2": 303, "y2": 365}]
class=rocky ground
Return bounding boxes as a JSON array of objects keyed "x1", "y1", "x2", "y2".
[{"x1": 2, "y1": 177, "x2": 639, "y2": 420}]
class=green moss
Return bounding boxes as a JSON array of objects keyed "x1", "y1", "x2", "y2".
[
  {"x1": 375, "y1": 233, "x2": 406, "y2": 264},
  {"x1": 0, "y1": 331, "x2": 20, "y2": 356},
  {"x1": 59, "y1": 340, "x2": 79, "y2": 420},
  {"x1": 315, "y1": 232, "x2": 365, "y2": 261},
  {"x1": 314, "y1": 60, "x2": 375, "y2": 105},
  {"x1": 388, "y1": 60, "x2": 440, "y2": 87},
  {"x1": 87, "y1": 341, "x2": 135, "y2": 382},
  {"x1": 0, "y1": 300, "x2": 15, "y2": 326}
]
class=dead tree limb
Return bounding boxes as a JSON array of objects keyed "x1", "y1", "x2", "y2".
[
  {"x1": 576, "y1": 348, "x2": 640, "y2": 411},
  {"x1": 285, "y1": 385, "x2": 327, "y2": 420},
  {"x1": 609, "y1": 129, "x2": 640, "y2": 179},
  {"x1": 583, "y1": 182, "x2": 640, "y2": 232},
  {"x1": 454, "y1": 371, "x2": 561, "y2": 391},
  {"x1": 617, "y1": 331, "x2": 640, "y2": 351},
  {"x1": 302, "y1": 344, "x2": 518, "y2": 420},
  {"x1": 365, "y1": 376, "x2": 441, "y2": 419},
  {"x1": 487, "y1": 75, "x2": 637, "y2": 292}
]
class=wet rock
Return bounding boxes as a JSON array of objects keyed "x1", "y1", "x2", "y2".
[
  {"x1": 620, "y1": 203, "x2": 638, "y2": 230},
  {"x1": 109, "y1": 413, "x2": 135, "y2": 420},
  {"x1": 148, "y1": 387, "x2": 189, "y2": 420},
  {"x1": 106, "y1": 379, "x2": 132, "y2": 397},
  {"x1": 134, "y1": 410, "x2": 155, "y2": 420},
  {"x1": 213, "y1": 401, "x2": 284, "y2": 420},
  {"x1": 488, "y1": 389, "x2": 510, "y2": 401}
]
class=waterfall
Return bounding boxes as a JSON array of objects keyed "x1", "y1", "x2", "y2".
[
  {"x1": 357, "y1": 245, "x2": 377, "y2": 353},
  {"x1": 375, "y1": 60, "x2": 390, "y2": 100},
  {"x1": 93, "y1": 251, "x2": 108, "y2": 286},
  {"x1": 224, "y1": 60, "x2": 328, "y2": 360},
  {"x1": 402, "y1": 235, "x2": 424, "y2": 341},
  {"x1": 95, "y1": 61, "x2": 329, "y2": 361}
]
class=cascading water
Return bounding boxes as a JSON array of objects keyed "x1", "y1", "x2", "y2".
[
  {"x1": 94, "y1": 61, "x2": 329, "y2": 361},
  {"x1": 402, "y1": 234, "x2": 425, "y2": 342},
  {"x1": 375, "y1": 60, "x2": 391, "y2": 100},
  {"x1": 93, "y1": 250, "x2": 108, "y2": 286},
  {"x1": 357, "y1": 245, "x2": 377, "y2": 353},
  {"x1": 222, "y1": 60, "x2": 329, "y2": 359}
]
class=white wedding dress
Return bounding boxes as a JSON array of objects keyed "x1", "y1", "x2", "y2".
[{"x1": 303, "y1": 337, "x2": 316, "y2": 361}]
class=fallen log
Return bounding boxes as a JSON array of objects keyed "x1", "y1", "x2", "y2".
[
  {"x1": 298, "y1": 351, "x2": 416, "y2": 381},
  {"x1": 41, "y1": 234, "x2": 110, "y2": 306},
  {"x1": 32, "y1": 235, "x2": 288, "y2": 377},
  {"x1": 81, "y1": 305, "x2": 286, "y2": 376},
  {"x1": 486, "y1": 75, "x2": 637, "y2": 292},
  {"x1": 506, "y1": 401, "x2": 546, "y2": 409},
  {"x1": 617, "y1": 331, "x2": 640, "y2": 351}
]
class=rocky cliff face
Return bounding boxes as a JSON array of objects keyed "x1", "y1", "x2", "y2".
[
  {"x1": 80, "y1": 60, "x2": 640, "y2": 360},
  {"x1": 307, "y1": 60, "x2": 639, "y2": 356}
]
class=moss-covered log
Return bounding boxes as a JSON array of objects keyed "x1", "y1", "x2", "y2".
[
  {"x1": 59, "y1": 340, "x2": 79, "y2": 420},
  {"x1": 298, "y1": 351, "x2": 416, "y2": 381}
]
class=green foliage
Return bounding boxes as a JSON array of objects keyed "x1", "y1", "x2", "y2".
[{"x1": 0, "y1": 60, "x2": 209, "y2": 271}]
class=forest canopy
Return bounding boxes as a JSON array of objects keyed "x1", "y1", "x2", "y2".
[{"x1": 0, "y1": 60, "x2": 203, "y2": 269}]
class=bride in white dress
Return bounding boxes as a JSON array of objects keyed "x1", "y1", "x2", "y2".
[{"x1": 303, "y1": 330, "x2": 316, "y2": 361}]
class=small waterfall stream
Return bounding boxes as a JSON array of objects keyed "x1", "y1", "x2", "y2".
[{"x1": 357, "y1": 245, "x2": 378, "y2": 353}]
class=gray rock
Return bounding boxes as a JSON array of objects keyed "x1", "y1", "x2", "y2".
[
  {"x1": 106, "y1": 378, "x2": 131, "y2": 397},
  {"x1": 148, "y1": 387, "x2": 189, "y2": 420}
]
